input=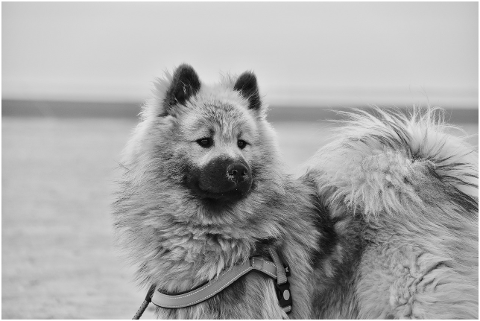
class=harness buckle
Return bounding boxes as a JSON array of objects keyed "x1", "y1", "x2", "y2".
[{"x1": 275, "y1": 280, "x2": 292, "y2": 314}]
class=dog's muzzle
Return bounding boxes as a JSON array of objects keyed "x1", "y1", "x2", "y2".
[{"x1": 186, "y1": 157, "x2": 253, "y2": 201}]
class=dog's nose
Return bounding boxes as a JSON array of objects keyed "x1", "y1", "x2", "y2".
[{"x1": 227, "y1": 163, "x2": 250, "y2": 183}]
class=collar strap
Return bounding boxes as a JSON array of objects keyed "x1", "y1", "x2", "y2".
[{"x1": 132, "y1": 250, "x2": 292, "y2": 319}]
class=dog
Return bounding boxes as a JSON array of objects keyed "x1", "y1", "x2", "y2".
[{"x1": 113, "y1": 64, "x2": 478, "y2": 318}]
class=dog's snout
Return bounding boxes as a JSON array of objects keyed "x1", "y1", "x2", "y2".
[
  {"x1": 186, "y1": 157, "x2": 253, "y2": 201},
  {"x1": 227, "y1": 163, "x2": 250, "y2": 183}
]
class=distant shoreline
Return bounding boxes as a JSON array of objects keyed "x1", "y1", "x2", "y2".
[{"x1": 2, "y1": 99, "x2": 478, "y2": 124}]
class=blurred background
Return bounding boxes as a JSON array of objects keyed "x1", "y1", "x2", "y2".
[{"x1": 2, "y1": 2, "x2": 478, "y2": 319}]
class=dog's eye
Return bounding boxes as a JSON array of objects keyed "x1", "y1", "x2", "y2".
[
  {"x1": 237, "y1": 140, "x2": 248, "y2": 149},
  {"x1": 196, "y1": 137, "x2": 213, "y2": 148}
]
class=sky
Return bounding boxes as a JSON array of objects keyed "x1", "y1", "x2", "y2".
[{"x1": 2, "y1": 2, "x2": 478, "y2": 108}]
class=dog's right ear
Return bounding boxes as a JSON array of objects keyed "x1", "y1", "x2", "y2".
[{"x1": 163, "y1": 64, "x2": 201, "y2": 114}]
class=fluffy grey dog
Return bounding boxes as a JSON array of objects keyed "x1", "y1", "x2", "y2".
[{"x1": 113, "y1": 64, "x2": 478, "y2": 319}]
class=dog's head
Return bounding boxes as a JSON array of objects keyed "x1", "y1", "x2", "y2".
[{"x1": 129, "y1": 64, "x2": 281, "y2": 210}]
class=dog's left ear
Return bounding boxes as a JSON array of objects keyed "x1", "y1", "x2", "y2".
[{"x1": 233, "y1": 72, "x2": 261, "y2": 110}]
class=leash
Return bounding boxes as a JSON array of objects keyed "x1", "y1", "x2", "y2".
[
  {"x1": 132, "y1": 284, "x2": 157, "y2": 320},
  {"x1": 132, "y1": 249, "x2": 292, "y2": 319}
]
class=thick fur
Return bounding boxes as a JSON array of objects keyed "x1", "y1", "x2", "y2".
[
  {"x1": 113, "y1": 65, "x2": 478, "y2": 319},
  {"x1": 303, "y1": 109, "x2": 478, "y2": 318}
]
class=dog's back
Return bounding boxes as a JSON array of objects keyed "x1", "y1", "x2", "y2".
[{"x1": 304, "y1": 109, "x2": 478, "y2": 318}]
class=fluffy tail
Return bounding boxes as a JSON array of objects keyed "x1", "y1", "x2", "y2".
[
  {"x1": 305, "y1": 107, "x2": 478, "y2": 318},
  {"x1": 306, "y1": 107, "x2": 477, "y2": 219}
]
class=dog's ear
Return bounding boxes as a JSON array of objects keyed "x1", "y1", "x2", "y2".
[
  {"x1": 164, "y1": 64, "x2": 201, "y2": 112},
  {"x1": 233, "y1": 71, "x2": 261, "y2": 111}
]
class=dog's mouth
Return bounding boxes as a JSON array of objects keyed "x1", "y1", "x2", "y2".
[{"x1": 189, "y1": 182, "x2": 252, "y2": 204}]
